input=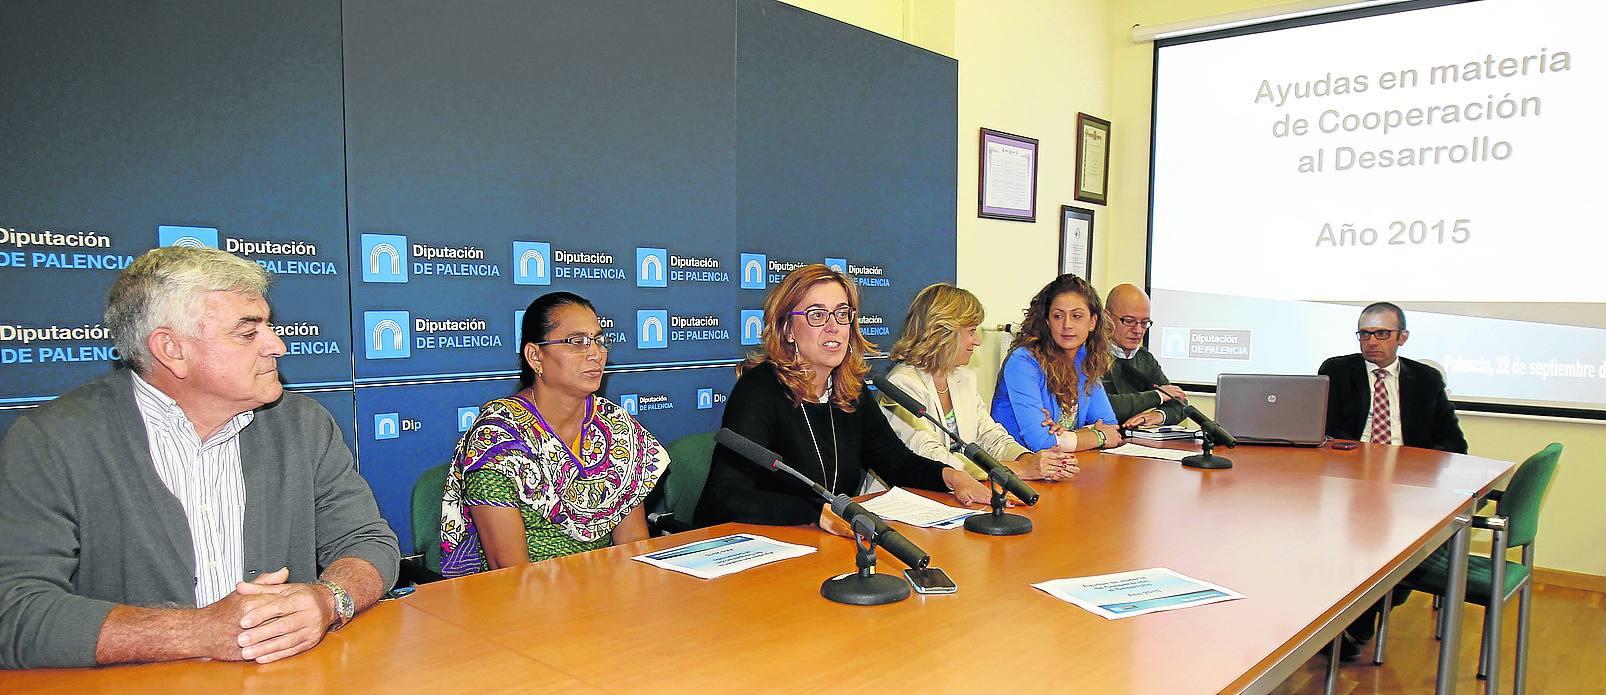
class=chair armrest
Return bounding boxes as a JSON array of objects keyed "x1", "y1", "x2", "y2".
[
  {"x1": 1470, "y1": 514, "x2": 1508, "y2": 532},
  {"x1": 647, "y1": 511, "x2": 693, "y2": 536},
  {"x1": 398, "y1": 555, "x2": 445, "y2": 586}
]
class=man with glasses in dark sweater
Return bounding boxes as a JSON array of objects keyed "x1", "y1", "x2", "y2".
[{"x1": 1100, "y1": 284, "x2": 1189, "y2": 428}]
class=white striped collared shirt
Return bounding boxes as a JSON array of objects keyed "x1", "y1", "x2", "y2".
[{"x1": 131, "y1": 373, "x2": 251, "y2": 607}]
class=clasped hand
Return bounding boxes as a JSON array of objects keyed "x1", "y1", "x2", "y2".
[{"x1": 199, "y1": 567, "x2": 337, "y2": 664}]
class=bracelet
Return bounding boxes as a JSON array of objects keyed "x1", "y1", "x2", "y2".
[{"x1": 1086, "y1": 426, "x2": 1106, "y2": 449}]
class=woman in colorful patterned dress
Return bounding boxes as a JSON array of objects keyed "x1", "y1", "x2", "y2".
[{"x1": 439, "y1": 292, "x2": 668, "y2": 576}]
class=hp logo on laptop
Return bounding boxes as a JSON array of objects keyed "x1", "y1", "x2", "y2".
[{"x1": 1267, "y1": 395, "x2": 1277, "y2": 403}]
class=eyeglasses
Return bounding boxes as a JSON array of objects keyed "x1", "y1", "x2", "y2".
[
  {"x1": 1355, "y1": 329, "x2": 1399, "y2": 341},
  {"x1": 536, "y1": 333, "x2": 615, "y2": 350},
  {"x1": 1116, "y1": 315, "x2": 1154, "y2": 329},
  {"x1": 789, "y1": 307, "x2": 856, "y2": 327}
]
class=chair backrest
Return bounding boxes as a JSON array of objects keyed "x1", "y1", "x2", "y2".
[
  {"x1": 971, "y1": 326, "x2": 1014, "y2": 404},
  {"x1": 1496, "y1": 442, "x2": 1562, "y2": 548},
  {"x1": 410, "y1": 463, "x2": 451, "y2": 573},
  {"x1": 662, "y1": 432, "x2": 717, "y2": 527}
]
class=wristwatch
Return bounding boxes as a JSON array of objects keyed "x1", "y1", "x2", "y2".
[{"x1": 318, "y1": 578, "x2": 355, "y2": 631}]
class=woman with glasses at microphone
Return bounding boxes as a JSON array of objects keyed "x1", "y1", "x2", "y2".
[
  {"x1": 439, "y1": 291, "x2": 668, "y2": 576},
  {"x1": 991, "y1": 274, "x2": 1125, "y2": 453},
  {"x1": 696, "y1": 265, "x2": 990, "y2": 537},
  {"x1": 876, "y1": 283, "x2": 1079, "y2": 484}
]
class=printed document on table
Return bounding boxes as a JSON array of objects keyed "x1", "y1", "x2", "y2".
[
  {"x1": 859, "y1": 486, "x2": 983, "y2": 528},
  {"x1": 1033, "y1": 567, "x2": 1245, "y2": 620},
  {"x1": 633, "y1": 534, "x2": 815, "y2": 580},
  {"x1": 1103, "y1": 443, "x2": 1196, "y2": 461}
]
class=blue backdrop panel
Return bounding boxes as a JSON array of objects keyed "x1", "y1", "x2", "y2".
[
  {"x1": 0, "y1": 0, "x2": 353, "y2": 423},
  {"x1": 1, "y1": 0, "x2": 958, "y2": 551},
  {"x1": 341, "y1": 0, "x2": 739, "y2": 381},
  {"x1": 734, "y1": 0, "x2": 959, "y2": 348}
]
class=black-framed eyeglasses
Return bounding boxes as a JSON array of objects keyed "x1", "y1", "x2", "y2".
[
  {"x1": 1356, "y1": 329, "x2": 1398, "y2": 341},
  {"x1": 789, "y1": 307, "x2": 856, "y2": 327},
  {"x1": 1116, "y1": 315, "x2": 1154, "y2": 329},
  {"x1": 536, "y1": 333, "x2": 615, "y2": 350}
]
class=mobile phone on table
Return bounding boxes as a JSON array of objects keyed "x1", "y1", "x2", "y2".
[
  {"x1": 1330, "y1": 440, "x2": 1359, "y2": 451},
  {"x1": 904, "y1": 567, "x2": 957, "y2": 594}
]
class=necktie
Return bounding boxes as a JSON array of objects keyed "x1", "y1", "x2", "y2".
[{"x1": 1369, "y1": 368, "x2": 1391, "y2": 444}]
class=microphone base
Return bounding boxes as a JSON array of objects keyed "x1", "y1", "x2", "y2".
[
  {"x1": 1181, "y1": 453, "x2": 1234, "y2": 469},
  {"x1": 964, "y1": 511, "x2": 1033, "y2": 536},
  {"x1": 821, "y1": 571, "x2": 911, "y2": 606}
]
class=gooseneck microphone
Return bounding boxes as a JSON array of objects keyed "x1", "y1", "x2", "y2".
[
  {"x1": 870, "y1": 375, "x2": 1039, "y2": 506},
  {"x1": 1179, "y1": 404, "x2": 1236, "y2": 470},
  {"x1": 1181, "y1": 404, "x2": 1238, "y2": 448},
  {"x1": 714, "y1": 428, "x2": 930, "y2": 570}
]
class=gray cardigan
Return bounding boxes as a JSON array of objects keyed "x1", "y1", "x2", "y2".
[{"x1": 0, "y1": 370, "x2": 399, "y2": 669}]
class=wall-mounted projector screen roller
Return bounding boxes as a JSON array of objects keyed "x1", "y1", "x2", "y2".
[{"x1": 1148, "y1": 0, "x2": 1605, "y2": 417}]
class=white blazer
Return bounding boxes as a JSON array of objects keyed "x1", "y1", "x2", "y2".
[{"x1": 875, "y1": 362, "x2": 1031, "y2": 482}]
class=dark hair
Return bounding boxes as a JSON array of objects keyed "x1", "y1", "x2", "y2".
[
  {"x1": 1010, "y1": 274, "x2": 1112, "y2": 411},
  {"x1": 518, "y1": 291, "x2": 596, "y2": 388},
  {"x1": 1360, "y1": 301, "x2": 1407, "y2": 330}
]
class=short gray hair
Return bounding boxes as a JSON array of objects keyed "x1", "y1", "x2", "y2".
[{"x1": 105, "y1": 247, "x2": 272, "y2": 373}]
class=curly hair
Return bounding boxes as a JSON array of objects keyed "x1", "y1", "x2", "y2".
[
  {"x1": 739, "y1": 264, "x2": 876, "y2": 411},
  {"x1": 888, "y1": 283, "x2": 984, "y2": 377},
  {"x1": 1010, "y1": 274, "x2": 1112, "y2": 411}
]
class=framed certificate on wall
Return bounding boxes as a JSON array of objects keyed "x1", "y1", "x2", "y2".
[
  {"x1": 1060, "y1": 205, "x2": 1094, "y2": 281},
  {"x1": 978, "y1": 128, "x2": 1039, "y2": 221},
  {"x1": 1074, "y1": 113, "x2": 1110, "y2": 205}
]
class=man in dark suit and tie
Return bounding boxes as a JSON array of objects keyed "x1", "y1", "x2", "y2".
[
  {"x1": 1319, "y1": 302, "x2": 1467, "y2": 454},
  {"x1": 1319, "y1": 301, "x2": 1468, "y2": 661}
]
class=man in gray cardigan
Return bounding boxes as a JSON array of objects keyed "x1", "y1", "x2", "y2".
[{"x1": 0, "y1": 247, "x2": 399, "y2": 669}]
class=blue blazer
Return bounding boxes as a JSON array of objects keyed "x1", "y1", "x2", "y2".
[{"x1": 990, "y1": 346, "x2": 1117, "y2": 450}]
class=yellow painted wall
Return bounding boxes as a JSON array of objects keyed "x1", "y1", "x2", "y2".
[{"x1": 788, "y1": 0, "x2": 1604, "y2": 577}]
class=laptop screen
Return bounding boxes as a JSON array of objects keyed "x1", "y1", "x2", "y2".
[{"x1": 1214, "y1": 374, "x2": 1330, "y2": 447}]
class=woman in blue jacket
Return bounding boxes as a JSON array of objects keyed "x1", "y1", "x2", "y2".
[{"x1": 991, "y1": 274, "x2": 1125, "y2": 452}]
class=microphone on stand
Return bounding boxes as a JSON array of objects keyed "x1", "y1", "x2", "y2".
[
  {"x1": 869, "y1": 374, "x2": 1036, "y2": 536},
  {"x1": 714, "y1": 428, "x2": 930, "y2": 571},
  {"x1": 1179, "y1": 404, "x2": 1236, "y2": 469}
]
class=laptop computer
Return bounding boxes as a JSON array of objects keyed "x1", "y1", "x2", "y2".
[{"x1": 1214, "y1": 374, "x2": 1330, "y2": 447}]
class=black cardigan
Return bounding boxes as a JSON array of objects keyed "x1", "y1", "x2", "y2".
[{"x1": 695, "y1": 362, "x2": 951, "y2": 526}]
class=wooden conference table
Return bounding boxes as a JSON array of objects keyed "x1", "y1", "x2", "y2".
[{"x1": 2, "y1": 443, "x2": 1513, "y2": 694}]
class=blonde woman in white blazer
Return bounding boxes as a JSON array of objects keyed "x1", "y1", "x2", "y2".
[{"x1": 877, "y1": 284, "x2": 1078, "y2": 485}]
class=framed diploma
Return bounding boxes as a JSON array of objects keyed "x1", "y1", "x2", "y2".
[
  {"x1": 1059, "y1": 205, "x2": 1094, "y2": 282},
  {"x1": 978, "y1": 128, "x2": 1038, "y2": 221},
  {"x1": 1074, "y1": 113, "x2": 1111, "y2": 205}
]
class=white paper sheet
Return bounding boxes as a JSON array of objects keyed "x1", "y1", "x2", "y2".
[
  {"x1": 1033, "y1": 567, "x2": 1245, "y2": 620},
  {"x1": 632, "y1": 534, "x2": 815, "y2": 580},
  {"x1": 858, "y1": 486, "x2": 982, "y2": 529},
  {"x1": 1102, "y1": 443, "x2": 1197, "y2": 462}
]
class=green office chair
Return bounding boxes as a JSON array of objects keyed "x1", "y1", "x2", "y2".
[
  {"x1": 1374, "y1": 442, "x2": 1561, "y2": 695},
  {"x1": 646, "y1": 432, "x2": 716, "y2": 535},
  {"x1": 399, "y1": 463, "x2": 450, "y2": 584}
]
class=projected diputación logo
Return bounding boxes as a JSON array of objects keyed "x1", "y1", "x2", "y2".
[
  {"x1": 825, "y1": 257, "x2": 847, "y2": 274},
  {"x1": 364, "y1": 310, "x2": 411, "y2": 360},
  {"x1": 457, "y1": 406, "x2": 479, "y2": 432},
  {"x1": 360, "y1": 234, "x2": 408, "y2": 283},
  {"x1": 1160, "y1": 328, "x2": 1191, "y2": 360},
  {"x1": 158, "y1": 226, "x2": 219, "y2": 249},
  {"x1": 512, "y1": 241, "x2": 552, "y2": 286}
]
